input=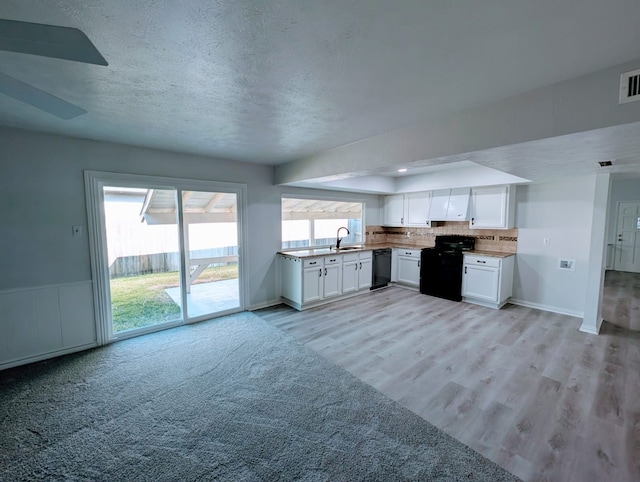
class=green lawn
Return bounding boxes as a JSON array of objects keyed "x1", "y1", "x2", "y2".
[{"x1": 110, "y1": 264, "x2": 238, "y2": 333}]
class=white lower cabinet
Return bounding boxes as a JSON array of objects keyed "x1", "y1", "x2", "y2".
[
  {"x1": 302, "y1": 259, "x2": 323, "y2": 303},
  {"x1": 342, "y1": 251, "x2": 372, "y2": 293},
  {"x1": 358, "y1": 255, "x2": 373, "y2": 290},
  {"x1": 279, "y1": 250, "x2": 371, "y2": 310},
  {"x1": 395, "y1": 248, "x2": 421, "y2": 287},
  {"x1": 323, "y1": 256, "x2": 343, "y2": 299},
  {"x1": 462, "y1": 254, "x2": 514, "y2": 309}
]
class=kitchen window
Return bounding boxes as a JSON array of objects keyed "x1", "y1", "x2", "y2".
[{"x1": 281, "y1": 197, "x2": 363, "y2": 249}]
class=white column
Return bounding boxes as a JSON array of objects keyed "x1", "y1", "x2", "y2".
[{"x1": 580, "y1": 173, "x2": 611, "y2": 334}]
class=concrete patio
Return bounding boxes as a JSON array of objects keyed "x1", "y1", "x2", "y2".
[{"x1": 165, "y1": 278, "x2": 240, "y2": 318}]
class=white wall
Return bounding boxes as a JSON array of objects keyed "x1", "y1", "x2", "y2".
[
  {"x1": 512, "y1": 177, "x2": 597, "y2": 317},
  {"x1": 0, "y1": 127, "x2": 381, "y2": 309}
]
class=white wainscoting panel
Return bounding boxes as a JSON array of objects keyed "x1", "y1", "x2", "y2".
[{"x1": 0, "y1": 281, "x2": 96, "y2": 369}]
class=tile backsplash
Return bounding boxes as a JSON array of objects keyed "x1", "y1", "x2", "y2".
[{"x1": 365, "y1": 222, "x2": 518, "y2": 253}]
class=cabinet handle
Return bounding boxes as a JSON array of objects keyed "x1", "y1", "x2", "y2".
[
  {"x1": 477, "y1": 260, "x2": 486, "y2": 264},
  {"x1": 359, "y1": 262, "x2": 362, "y2": 270},
  {"x1": 401, "y1": 217, "x2": 404, "y2": 224},
  {"x1": 418, "y1": 261, "x2": 420, "y2": 267},
  {"x1": 465, "y1": 266, "x2": 467, "y2": 274},
  {"x1": 324, "y1": 268, "x2": 327, "y2": 276},
  {"x1": 471, "y1": 217, "x2": 475, "y2": 226},
  {"x1": 330, "y1": 258, "x2": 336, "y2": 262},
  {"x1": 355, "y1": 264, "x2": 358, "y2": 271},
  {"x1": 319, "y1": 268, "x2": 322, "y2": 277},
  {"x1": 309, "y1": 261, "x2": 317, "y2": 265}
]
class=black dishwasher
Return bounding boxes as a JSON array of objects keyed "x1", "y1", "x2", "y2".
[
  {"x1": 371, "y1": 248, "x2": 392, "y2": 290},
  {"x1": 420, "y1": 236, "x2": 475, "y2": 301}
]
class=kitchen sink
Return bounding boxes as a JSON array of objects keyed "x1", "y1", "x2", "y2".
[{"x1": 336, "y1": 246, "x2": 361, "y2": 251}]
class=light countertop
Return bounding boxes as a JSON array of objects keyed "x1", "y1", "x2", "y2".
[{"x1": 278, "y1": 244, "x2": 514, "y2": 259}]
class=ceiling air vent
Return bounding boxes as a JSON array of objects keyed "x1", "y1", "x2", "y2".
[
  {"x1": 597, "y1": 160, "x2": 613, "y2": 167},
  {"x1": 620, "y1": 68, "x2": 640, "y2": 104}
]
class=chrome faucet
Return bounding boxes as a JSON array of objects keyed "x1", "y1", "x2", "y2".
[{"x1": 336, "y1": 226, "x2": 350, "y2": 249}]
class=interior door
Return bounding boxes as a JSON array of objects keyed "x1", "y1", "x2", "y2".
[{"x1": 614, "y1": 202, "x2": 640, "y2": 273}]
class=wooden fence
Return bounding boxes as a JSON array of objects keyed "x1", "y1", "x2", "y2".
[{"x1": 109, "y1": 247, "x2": 238, "y2": 278}]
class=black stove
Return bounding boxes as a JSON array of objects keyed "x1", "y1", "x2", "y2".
[{"x1": 419, "y1": 235, "x2": 475, "y2": 302}]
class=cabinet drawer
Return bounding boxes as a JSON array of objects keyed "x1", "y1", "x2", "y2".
[
  {"x1": 342, "y1": 252, "x2": 359, "y2": 262},
  {"x1": 324, "y1": 255, "x2": 342, "y2": 265},
  {"x1": 398, "y1": 248, "x2": 420, "y2": 258},
  {"x1": 358, "y1": 250, "x2": 372, "y2": 260},
  {"x1": 464, "y1": 255, "x2": 500, "y2": 268},
  {"x1": 303, "y1": 258, "x2": 323, "y2": 268}
]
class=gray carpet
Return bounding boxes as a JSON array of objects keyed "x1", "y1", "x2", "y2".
[{"x1": 0, "y1": 312, "x2": 519, "y2": 481}]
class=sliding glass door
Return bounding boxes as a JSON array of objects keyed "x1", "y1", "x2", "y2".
[
  {"x1": 103, "y1": 186, "x2": 182, "y2": 334},
  {"x1": 86, "y1": 172, "x2": 246, "y2": 343},
  {"x1": 181, "y1": 190, "x2": 240, "y2": 319}
]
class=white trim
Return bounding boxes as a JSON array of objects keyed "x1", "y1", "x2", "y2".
[
  {"x1": 508, "y1": 298, "x2": 584, "y2": 319},
  {"x1": 579, "y1": 317, "x2": 603, "y2": 335},
  {"x1": 0, "y1": 343, "x2": 98, "y2": 371},
  {"x1": 110, "y1": 319, "x2": 183, "y2": 342},
  {"x1": 612, "y1": 199, "x2": 640, "y2": 272},
  {"x1": 248, "y1": 299, "x2": 283, "y2": 311},
  {"x1": 281, "y1": 193, "x2": 367, "y2": 249},
  {"x1": 84, "y1": 170, "x2": 249, "y2": 344},
  {"x1": 0, "y1": 280, "x2": 92, "y2": 295}
]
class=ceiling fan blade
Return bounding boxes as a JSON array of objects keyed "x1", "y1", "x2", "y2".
[
  {"x1": 0, "y1": 18, "x2": 107, "y2": 66},
  {"x1": 0, "y1": 72, "x2": 86, "y2": 119}
]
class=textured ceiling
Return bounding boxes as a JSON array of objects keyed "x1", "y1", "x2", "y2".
[{"x1": 1, "y1": 1, "x2": 640, "y2": 167}]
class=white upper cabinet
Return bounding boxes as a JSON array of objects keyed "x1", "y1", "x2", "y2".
[
  {"x1": 383, "y1": 194, "x2": 405, "y2": 226},
  {"x1": 405, "y1": 192, "x2": 432, "y2": 226},
  {"x1": 469, "y1": 185, "x2": 515, "y2": 229},
  {"x1": 383, "y1": 192, "x2": 432, "y2": 227},
  {"x1": 384, "y1": 185, "x2": 516, "y2": 227},
  {"x1": 428, "y1": 188, "x2": 470, "y2": 221}
]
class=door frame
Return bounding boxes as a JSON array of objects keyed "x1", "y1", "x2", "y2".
[
  {"x1": 613, "y1": 200, "x2": 640, "y2": 273},
  {"x1": 84, "y1": 170, "x2": 249, "y2": 345}
]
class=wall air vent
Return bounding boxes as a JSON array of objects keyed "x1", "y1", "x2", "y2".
[
  {"x1": 619, "y1": 68, "x2": 640, "y2": 104},
  {"x1": 597, "y1": 160, "x2": 613, "y2": 167}
]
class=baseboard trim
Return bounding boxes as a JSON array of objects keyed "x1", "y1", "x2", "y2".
[
  {"x1": 248, "y1": 299, "x2": 283, "y2": 311},
  {"x1": 508, "y1": 298, "x2": 584, "y2": 319},
  {"x1": 0, "y1": 342, "x2": 98, "y2": 372},
  {"x1": 579, "y1": 317, "x2": 603, "y2": 335}
]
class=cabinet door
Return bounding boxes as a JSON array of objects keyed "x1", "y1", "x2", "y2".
[
  {"x1": 342, "y1": 260, "x2": 358, "y2": 294},
  {"x1": 383, "y1": 194, "x2": 405, "y2": 226},
  {"x1": 323, "y1": 263, "x2": 342, "y2": 298},
  {"x1": 358, "y1": 258, "x2": 373, "y2": 290},
  {"x1": 462, "y1": 265, "x2": 499, "y2": 301},
  {"x1": 428, "y1": 190, "x2": 450, "y2": 220},
  {"x1": 470, "y1": 186, "x2": 507, "y2": 228},
  {"x1": 406, "y1": 192, "x2": 432, "y2": 226},
  {"x1": 397, "y1": 256, "x2": 420, "y2": 286},
  {"x1": 302, "y1": 266, "x2": 323, "y2": 303},
  {"x1": 446, "y1": 188, "x2": 470, "y2": 220}
]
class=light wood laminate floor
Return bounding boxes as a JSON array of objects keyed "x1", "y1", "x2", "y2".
[
  {"x1": 603, "y1": 270, "x2": 640, "y2": 331},
  {"x1": 255, "y1": 287, "x2": 640, "y2": 482}
]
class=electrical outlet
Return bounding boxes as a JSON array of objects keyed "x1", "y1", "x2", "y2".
[
  {"x1": 557, "y1": 259, "x2": 575, "y2": 271},
  {"x1": 543, "y1": 237, "x2": 550, "y2": 246},
  {"x1": 72, "y1": 225, "x2": 83, "y2": 236}
]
